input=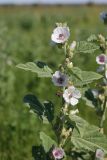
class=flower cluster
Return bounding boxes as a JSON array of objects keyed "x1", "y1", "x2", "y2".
[
  {"x1": 18, "y1": 18, "x2": 107, "y2": 160},
  {"x1": 52, "y1": 71, "x2": 81, "y2": 106},
  {"x1": 51, "y1": 25, "x2": 81, "y2": 107}
]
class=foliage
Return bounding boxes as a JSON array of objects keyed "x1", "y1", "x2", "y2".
[
  {"x1": 17, "y1": 17, "x2": 107, "y2": 160},
  {"x1": 1, "y1": 6, "x2": 107, "y2": 160},
  {"x1": 17, "y1": 62, "x2": 53, "y2": 77},
  {"x1": 75, "y1": 41, "x2": 99, "y2": 53},
  {"x1": 70, "y1": 116, "x2": 107, "y2": 153}
]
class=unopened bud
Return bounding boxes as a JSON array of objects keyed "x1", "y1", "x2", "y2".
[
  {"x1": 98, "y1": 34, "x2": 105, "y2": 43},
  {"x1": 67, "y1": 62, "x2": 73, "y2": 69},
  {"x1": 70, "y1": 41, "x2": 76, "y2": 51},
  {"x1": 70, "y1": 109, "x2": 79, "y2": 115}
]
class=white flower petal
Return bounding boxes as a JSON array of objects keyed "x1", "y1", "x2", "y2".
[
  {"x1": 67, "y1": 86, "x2": 75, "y2": 92},
  {"x1": 70, "y1": 97, "x2": 78, "y2": 106},
  {"x1": 72, "y1": 88, "x2": 81, "y2": 99},
  {"x1": 63, "y1": 92, "x2": 70, "y2": 103},
  {"x1": 53, "y1": 71, "x2": 61, "y2": 78}
]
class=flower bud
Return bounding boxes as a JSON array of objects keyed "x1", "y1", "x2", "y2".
[
  {"x1": 67, "y1": 62, "x2": 73, "y2": 69},
  {"x1": 70, "y1": 41, "x2": 76, "y2": 51},
  {"x1": 70, "y1": 109, "x2": 79, "y2": 115},
  {"x1": 98, "y1": 34, "x2": 105, "y2": 43}
]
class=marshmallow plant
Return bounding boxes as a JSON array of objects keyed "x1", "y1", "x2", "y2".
[{"x1": 17, "y1": 21, "x2": 107, "y2": 160}]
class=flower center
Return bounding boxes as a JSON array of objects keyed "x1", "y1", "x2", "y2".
[
  {"x1": 57, "y1": 33, "x2": 65, "y2": 40},
  {"x1": 57, "y1": 77, "x2": 64, "y2": 84},
  {"x1": 68, "y1": 93, "x2": 72, "y2": 99},
  {"x1": 99, "y1": 55, "x2": 105, "y2": 62},
  {"x1": 55, "y1": 151, "x2": 59, "y2": 157}
]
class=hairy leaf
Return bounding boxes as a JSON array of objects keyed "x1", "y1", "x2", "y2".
[
  {"x1": 23, "y1": 94, "x2": 44, "y2": 119},
  {"x1": 16, "y1": 61, "x2": 53, "y2": 77},
  {"x1": 23, "y1": 94, "x2": 54, "y2": 122},
  {"x1": 32, "y1": 145, "x2": 46, "y2": 160},
  {"x1": 43, "y1": 101, "x2": 54, "y2": 122},
  {"x1": 70, "y1": 115, "x2": 107, "y2": 153},
  {"x1": 70, "y1": 67, "x2": 103, "y2": 86},
  {"x1": 40, "y1": 132, "x2": 57, "y2": 152},
  {"x1": 69, "y1": 115, "x2": 88, "y2": 136},
  {"x1": 87, "y1": 34, "x2": 97, "y2": 42},
  {"x1": 75, "y1": 41, "x2": 99, "y2": 54},
  {"x1": 82, "y1": 89, "x2": 98, "y2": 108},
  {"x1": 70, "y1": 67, "x2": 82, "y2": 80}
]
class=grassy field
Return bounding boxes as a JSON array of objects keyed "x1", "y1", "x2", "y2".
[{"x1": 0, "y1": 5, "x2": 107, "y2": 160}]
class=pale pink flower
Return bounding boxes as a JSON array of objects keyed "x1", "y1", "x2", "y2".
[
  {"x1": 52, "y1": 148, "x2": 65, "y2": 159},
  {"x1": 52, "y1": 71, "x2": 68, "y2": 87},
  {"x1": 63, "y1": 86, "x2": 81, "y2": 106},
  {"x1": 96, "y1": 149, "x2": 104, "y2": 159},
  {"x1": 51, "y1": 26, "x2": 70, "y2": 44},
  {"x1": 96, "y1": 54, "x2": 107, "y2": 65}
]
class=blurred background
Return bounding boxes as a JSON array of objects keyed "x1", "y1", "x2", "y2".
[{"x1": 0, "y1": 0, "x2": 107, "y2": 159}]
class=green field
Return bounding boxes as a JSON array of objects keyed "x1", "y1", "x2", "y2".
[{"x1": 0, "y1": 5, "x2": 107, "y2": 160}]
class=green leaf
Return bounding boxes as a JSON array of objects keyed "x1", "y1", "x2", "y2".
[
  {"x1": 70, "y1": 67, "x2": 103, "y2": 86},
  {"x1": 43, "y1": 101, "x2": 54, "y2": 122},
  {"x1": 70, "y1": 115, "x2": 107, "y2": 153},
  {"x1": 87, "y1": 34, "x2": 97, "y2": 42},
  {"x1": 16, "y1": 61, "x2": 53, "y2": 77},
  {"x1": 75, "y1": 41, "x2": 99, "y2": 54},
  {"x1": 82, "y1": 97, "x2": 96, "y2": 108},
  {"x1": 32, "y1": 145, "x2": 46, "y2": 160},
  {"x1": 70, "y1": 67, "x2": 82, "y2": 80},
  {"x1": 82, "y1": 89, "x2": 98, "y2": 108},
  {"x1": 40, "y1": 132, "x2": 57, "y2": 152},
  {"x1": 24, "y1": 94, "x2": 55, "y2": 122},
  {"x1": 23, "y1": 94, "x2": 44, "y2": 118},
  {"x1": 69, "y1": 115, "x2": 88, "y2": 135}
]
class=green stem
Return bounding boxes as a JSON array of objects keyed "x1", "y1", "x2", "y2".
[
  {"x1": 64, "y1": 43, "x2": 67, "y2": 56},
  {"x1": 99, "y1": 97, "x2": 107, "y2": 132}
]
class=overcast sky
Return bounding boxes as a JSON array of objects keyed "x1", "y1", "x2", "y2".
[{"x1": 0, "y1": 0, "x2": 107, "y2": 4}]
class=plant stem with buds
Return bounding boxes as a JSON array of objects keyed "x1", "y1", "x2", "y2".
[{"x1": 99, "y1": 97, "x2": 107, "y2": 133}]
